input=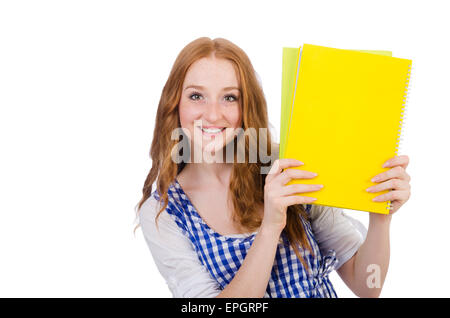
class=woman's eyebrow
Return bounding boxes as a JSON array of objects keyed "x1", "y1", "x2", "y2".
[{"x1": 184, "y1": 85, "x2": 240, "y2": 91}]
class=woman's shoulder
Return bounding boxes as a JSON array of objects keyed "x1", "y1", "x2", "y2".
[
  {"x1": 138, "y1": 191, "x2": 163, "y2": 222},
  {"x1": 139, "y1": 181, "x2": 191, "y2": 226},
  {"x1": 307, "y1": 204, "x2": 342, "y2": 226},
  {"x1": 307, "y1": 204, "x2": 367, "y2": 238},
  {"x1": 138, "y1": 189, "x2": 189, "y2": 237}
]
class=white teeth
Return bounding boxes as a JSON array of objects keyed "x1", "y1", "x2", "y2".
[{"x1": 201, "y1": 127, "x2": 224, "y2": 134}]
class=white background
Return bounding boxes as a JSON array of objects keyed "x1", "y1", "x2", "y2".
[{"x1": 0, "y1": 0, "x2": 449, "y2": 297}]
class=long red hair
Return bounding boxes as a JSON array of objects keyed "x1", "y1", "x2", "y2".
[{"x1": 136, "y1": 37, "x2": 313, "y2": 268}]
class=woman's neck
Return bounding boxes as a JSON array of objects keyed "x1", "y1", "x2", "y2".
[
  {"x1": 180, "y1": 161, "x2": 233, "y2": 189},
  {"x1": 178, "y1": 141, "x2": 235, "y2": 188}
]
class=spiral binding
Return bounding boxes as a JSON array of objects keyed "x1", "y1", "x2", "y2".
[{"x1": 387, "y1": 63, "x2": 412, "y2": 211}]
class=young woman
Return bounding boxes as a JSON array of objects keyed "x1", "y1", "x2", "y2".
[{"x1": 136, "y1": 37, "x2": 411, "y2": 298}]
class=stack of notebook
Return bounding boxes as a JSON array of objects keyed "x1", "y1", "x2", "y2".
[{"x1": 280, "y1": 44, "x2": 412, "y2": 214}]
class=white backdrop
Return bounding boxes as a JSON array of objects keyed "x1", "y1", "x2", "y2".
[{"x1": 1, "y1": 0, "x2": 449, "y2": 297}]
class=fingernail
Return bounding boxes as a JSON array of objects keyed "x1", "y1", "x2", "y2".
[
  {"x1": 317, "y1": 184, "x2": 323, "y2": 188},
  {"x1": 382, "y1": 161, "x2": 390, "y2": 168},
  {"x1": 310, "y1": 197, "x2": 317, "y2": 201},
  {"x1": 366, "y1": 187, "x2": 372, "y2": 192},
  {"x1": 312, "y1": 172, "x2": 318, "y2": 177},
  {"x1": 371, "y1": 177, "x2": 378, "y2": 182}
]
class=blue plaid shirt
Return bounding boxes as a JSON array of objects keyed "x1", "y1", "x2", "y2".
[{"x1": 153, "y1": 179, "x2": 338, "y2": 298}]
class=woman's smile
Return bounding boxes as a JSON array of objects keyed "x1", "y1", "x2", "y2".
[{"x1": 198, "y1": 126, "x2": 226, "y2": 136}]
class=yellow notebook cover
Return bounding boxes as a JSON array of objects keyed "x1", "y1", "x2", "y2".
[
  {"x1": 280, "y1": 47, "x2": 392, "y2": 159},
  {"x1": 284, "y1": 44, "x2": 412, "y2": 214}
]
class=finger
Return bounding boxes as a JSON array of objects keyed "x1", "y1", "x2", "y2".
[
  {"x1": 275, "y1": 168, "x2": 318, "y2": 186},
  {"x1": 382, "y1": 155, "x2": 409, "y2": 169},
  {"x1": 366, "y1": 178, "x2": 410, "y2": 193},
  {"x1": 372, "y1": 190, "x2": 409, "y2": 202},
  {"x1": 371, "y1": 166, "x2": 408, "y2": 183},
  {"x1": 405, "y1": 171, "x2": 411, "y2": 183},
  {"x1": 280, "y1": 195, "x2": 317, "y2": 207},
  {"x1": 266, "y1": 159, "x2": 304, "y2": 183},
  {"x1": 281, "y1": 183, "x2": 323, "y2": 196}
]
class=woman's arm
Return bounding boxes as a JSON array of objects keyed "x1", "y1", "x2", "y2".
[
  {"x1": 217, "y1": 158, "x2": 321, "y2": 297},
  {"x1": 216, "y1": 226, "x2": 281, "y2": 298},
  {"x1": 337, "y1": 155, "x2": 411, "y2": 297},
  {"x1": 337, "y1": 213, "x2": 391, "y2": 298}
]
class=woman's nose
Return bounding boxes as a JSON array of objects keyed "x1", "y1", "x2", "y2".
[{"x1": 203, "y1": 100, "x2": 221, "y2": 122}]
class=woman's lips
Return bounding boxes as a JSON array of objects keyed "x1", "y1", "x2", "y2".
[{"x1": 197, "y1": 126, "x2": 225, "y2": 136}]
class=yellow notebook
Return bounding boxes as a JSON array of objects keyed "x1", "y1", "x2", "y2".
[
  {"x1": 283, "y1": 44, "x2": 412, "y2": 214},
  {"x1": 280, "y1": 47, "x2": 393, "y2": 159}
]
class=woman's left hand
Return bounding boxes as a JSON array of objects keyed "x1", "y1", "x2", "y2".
[{"x1": 366, "y1": 155, "x2": 411, "y2": 214}]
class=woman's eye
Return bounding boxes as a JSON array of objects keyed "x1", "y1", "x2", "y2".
[
  {"x1": 225, "y1": 95, "x2": 238, "y2": 102},
  {"x1": 189, "y1": 93, "x2": 202, "y2": 101}
]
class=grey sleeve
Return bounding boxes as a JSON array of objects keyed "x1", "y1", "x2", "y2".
[
  {"x1": 138, "y1": 195, "x2": 222, "y2": 297},
  {"x1": 308, "y1": 204, "x2": 367, "y2": 270}
]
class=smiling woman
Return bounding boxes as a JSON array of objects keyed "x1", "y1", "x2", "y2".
[{"x1": 135, "y1": 37, "x2": 407, "y2": 298}]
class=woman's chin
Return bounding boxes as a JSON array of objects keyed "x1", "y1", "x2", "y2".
[
  {"x1": 203, "y1": 142, "x2": 226, "y2": 154},
  {"x1": 191, "y1": 141, "x2": 226, "y2": 159}
]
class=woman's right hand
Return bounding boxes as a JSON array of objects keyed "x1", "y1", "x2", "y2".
[{"x1": 262, "y1": 158, "x2": 323, "y2": 234}]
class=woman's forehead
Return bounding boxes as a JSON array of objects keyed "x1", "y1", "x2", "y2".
[{"x1": 183, "y1": 57, "x2": 240, "y2": 89}]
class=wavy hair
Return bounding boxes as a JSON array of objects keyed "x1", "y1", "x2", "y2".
[{"x1": 136, "y1": 37, "x2": 313, "y2": 269}]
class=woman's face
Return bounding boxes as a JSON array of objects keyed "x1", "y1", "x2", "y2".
[{"x1": 179, "y1": 55, "x2": 242, "y2": 157}]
